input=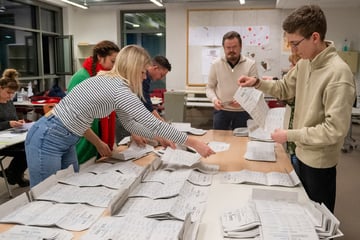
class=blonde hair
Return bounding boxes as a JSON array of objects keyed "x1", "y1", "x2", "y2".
[
  {"x1": 102, "y1": 45, "x2": 151, "y2": 99},
  {"x1": 0, "y1": 69, "x2": 20, "y2": 91}
]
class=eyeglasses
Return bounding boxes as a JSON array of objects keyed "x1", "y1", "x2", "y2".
[{"x1": 289, "y1": 38, "x2": 305, "y2": 48}]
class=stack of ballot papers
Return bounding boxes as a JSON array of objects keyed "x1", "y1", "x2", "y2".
[
  {"x1": 233, "y1": 87, "x2": 289, "y2": 162},
  {"x1": 244, "y1": 141, "x2": 276, "y2": 162},
  {"x1": 171, "y1": 122, "x2": 207, "y2": 136},
  {"x1": 304, "y1": 201, "x2": 343, "y2": 239},
  {"x1": 112, "y1": 142, "x2": 154, "y2": 161},
  {"x1": 220, "y1": 189, "x2": 343, "y2": 239},
  {"x1": 220, "y1": 202, "x2": 261, "y2": 238},
  {"x1": 160, "y1": 147, "x2": 202, "y2": 167},
  {"x1": 233, "y1": 127, "x2": 248, "y2": 137}
]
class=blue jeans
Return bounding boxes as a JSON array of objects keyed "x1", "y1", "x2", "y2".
[
  {"x1": 25, "y1": 115, "x2": 80, "y2": 187},
  {"x1": 213, "y1": 110, "x2": 251, "y2": 130}
]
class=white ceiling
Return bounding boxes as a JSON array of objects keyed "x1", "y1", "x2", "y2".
[{"x1": 45, "y1": 0, "x2": 360, "y2": 9}]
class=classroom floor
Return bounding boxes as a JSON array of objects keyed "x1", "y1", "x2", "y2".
[{"x1": 0, "y1": 124, "x2": 359, "y2": 239}]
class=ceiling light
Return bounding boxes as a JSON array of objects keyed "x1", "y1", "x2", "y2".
[
  {"x1": 239, "y1": 0, "x2": 245, "y2": 5},
  {"x1": 150, "y1": 0, "x2": 163, "y2": 7},
  {"x1": 0, "y1": 0, "x2": 5, "y2": 13},
  {"x1": 61, "y1": 0, "x2": 88, "y2": 9},
  {"x1": 125, "y1": 21, "x2": 140, "y2": 28}
]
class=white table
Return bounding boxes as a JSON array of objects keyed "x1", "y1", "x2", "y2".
[
  {"x1": 0, "y1": 130, "x2": 315, "y2": 239},
  {"x1": 0, "y1": 130, "x2": 27, "y2": 150}
]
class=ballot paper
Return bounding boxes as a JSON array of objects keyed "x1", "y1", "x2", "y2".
[
  {"x1": 244, "y1": 141, "x2": 276, "y2": 162},
  {"x1": 207, "y1": 141, "x2": 230, "y2": 152},
  {"x1": 33, "y1": 183, "x2": 120, "y2": 208},
  {"x1": 57, "y1": 171, "x2": 136, "y2": 189},
  {"x1": 128, "y1": 180, "x2": 185, "y2": 199},
  {"x1": 171, "y1": 122, "x2": 207, "y2": 136},
  {"x1": 219, "y1": 169, "x2": 301, "y2": 187},
  {"x1": 161, "y1": 147, "x2": 202, "y2": 167},
  {"x1": 254, "y1": 199, "x2": 319, "y2": 240},
  {"x1": 233, "y1": 87, "x2": 288, "y2": 134},
  {"x1": 0, "y1": 201, "x2": 104, "y2": 231},
  {"x1": 220, "y1": 202, "x2": 261, "y2": 238},
  {"x1": 0, "y1": 225, "x2": 73, "y2": 240},
  {"x1": 116, "y1": 195, "x2": 205, "y2": 222},
  {"x1": 80, "y1": 215, "x2": 186, "y2": 240},
  {"x1": 12, "y1": 122, "x2": 35, "y2": 132}
]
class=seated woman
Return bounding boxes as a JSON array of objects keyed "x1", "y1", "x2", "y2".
[{"x1": 0, "y1": 69, "x2": 29, "y2": 187}]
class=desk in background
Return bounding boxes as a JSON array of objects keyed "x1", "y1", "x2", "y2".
[
  {"x1": 0, "y1": 129, "x2": 27, "y2": 197},
  {"x1": 13, "y1": 101, "x2": 46, "y2": 121},
  {"x1": 342, "y1": 107, "x2": 360, "y2": 152},
  {"x1": 0, "y1": 130, "x2": 27, "y2": 151},
  {"x1": 0, "y1": 130, "x2": 313, "y2": 239},
  {"x1": 164, "y1": 90, "x2": 213, "y2": 129}
]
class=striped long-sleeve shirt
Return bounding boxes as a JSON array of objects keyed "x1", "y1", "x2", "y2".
[{"x1": 53, "y1": 75, "x2": 187, "y2": 144}]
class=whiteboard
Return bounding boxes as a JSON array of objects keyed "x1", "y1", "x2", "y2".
[{"x1": 187, "y1": 9, "x2": 287, "y2": 86}]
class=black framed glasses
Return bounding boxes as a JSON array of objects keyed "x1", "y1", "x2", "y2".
[{"x1": 289, "y1": 38, "x2": 305, "y2": 48}]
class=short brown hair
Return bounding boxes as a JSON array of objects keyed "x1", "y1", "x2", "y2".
[
  {"x1": 282, "y1": 5, "x2": 327, "y2": 41},
  {"x1": 222, "y1": 31, "x2": 242, "y2": 46},
  {"x1": 153, "y1": 56, "x2": 171, "y2": 71}
]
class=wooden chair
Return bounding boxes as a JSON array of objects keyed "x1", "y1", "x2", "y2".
[{"x1": 0, "y1": 156, "x2": 13, "y2": 198}]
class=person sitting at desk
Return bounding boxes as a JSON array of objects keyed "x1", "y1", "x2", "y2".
[
  {"x1": 25, "y1": 45, "x2": 215, "y2": 187},
  {"x1": 0, "y1": 69, "x2": 29, "y2": 187},
  {"x1": 116, "y1": 55, "x2": 172, "y2": 146}
]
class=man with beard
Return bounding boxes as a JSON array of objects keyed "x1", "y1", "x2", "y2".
[{"x1": 206, "y1": 31, "x2": 258, "y2": 130}]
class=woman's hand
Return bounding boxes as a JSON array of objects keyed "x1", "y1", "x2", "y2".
[
  {"x1": 155, "y1": 136, "x2": 176, "y2": 149},
  {"x1": 185, "y1": 136, "x2": 215, "y2": 158},
  {"x1": 131, "y1": 134, "x2": 147, "y2": 147},
  {"x1": 83, "y1": 128, "x2": 112, "y2": 157},
  {"x1": 9, "y1": 120, "x2": 25, "y2": 128},
  {"x1": 95, "y1": 141, "x2": 112, "y2": 157}
]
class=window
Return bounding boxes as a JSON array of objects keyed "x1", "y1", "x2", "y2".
[
  {"x1": 0, "y1": 0, "x2": 36, "y2": 29},
  {"x1": 121, "y1": 10, "x2": 166, "y2": 90},
  {"x1": 0, "y1": 0, "x2": 72, "y2": 93}
]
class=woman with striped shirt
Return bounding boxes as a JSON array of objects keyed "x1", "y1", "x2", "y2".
[{"x1": 25, "y1": 45, "x2": 215, "y2": 187}]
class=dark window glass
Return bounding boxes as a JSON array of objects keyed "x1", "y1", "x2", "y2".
[
  {"x1": 1, "y1": 28, "x2": 38, "y2": 77},
  {"x1": 0, "y1": 0, "x2": 36, "y2": 29},
  {"x1": 41, "y1": 8, "x2": 56, "y2": 32},
  {"x1": 122, "y1": 10, "x2": 166, "y2": 90}
]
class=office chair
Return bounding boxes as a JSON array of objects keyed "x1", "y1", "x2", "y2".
[{"x1": 0, "y1": 156, "x2": 13, "y2": 198}]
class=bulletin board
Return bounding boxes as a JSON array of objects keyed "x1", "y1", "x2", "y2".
[{"x1": 187, "y1": 9, "x2": 285, "y2": 87}]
